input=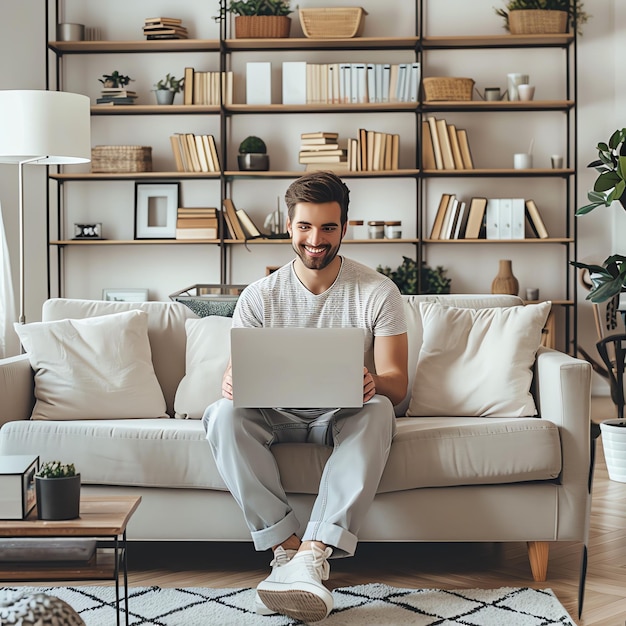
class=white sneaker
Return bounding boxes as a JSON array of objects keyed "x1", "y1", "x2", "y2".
[
  {"x1": 254, "y1": 546, "x2": 297, "y2": 615},
  {"x1": 256, "y1": 544, "x2": 334, "y2": 622}
]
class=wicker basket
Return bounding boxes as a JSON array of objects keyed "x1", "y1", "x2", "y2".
[
  {"x1": 299, "y1": 7, "x2": 367, "y2": 39},
  {"x1": 234, "y1": 15, "x2": 291, "y2": 38},
  {"x1": 508, "y1": 10, "x2": 568, "y2": 34},
  {"x1": 91, "y1": 146, "x2": 152, "y2": 173},
  {"x1": 422, "y1": 77, "x2": 474, "y2": 102}
]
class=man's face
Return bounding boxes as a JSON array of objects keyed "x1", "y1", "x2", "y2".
[{"x1": 287, "y1": 201, "x2": 346, "y2": 271}]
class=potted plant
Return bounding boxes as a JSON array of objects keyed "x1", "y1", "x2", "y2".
[
  {"x1": 35, "y1": 461, "x2": 81, "y2": 520},
  {"x1": 572, "y1": 128, "x2": 626, "y2": 303},
  {"x1": 217, "y1": 0, "x2": 293, "y2": 39},
  {"x1": 377, "y1": 256, "x2": 451, "y2": 295},
  {"x1": 238, "y1": 135, "x2": 269, "y2": 171},
  {"x1": 495, "y1": 0, "x2": 589, "y2": 35},
  {"x1": 153, "y1": 73, "x2": 184, "y2": 105},
  {"x1": 98, "y1": 71, "x2": 133, "y2": 88}
]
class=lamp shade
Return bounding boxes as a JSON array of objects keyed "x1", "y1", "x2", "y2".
[{"x1": 0, "y1": 90, "x2": 91, "y2": 164}]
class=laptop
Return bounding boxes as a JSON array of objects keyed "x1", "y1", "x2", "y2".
[{"x1": 230, "y1": 327, "x2": 365, "y2": 409}]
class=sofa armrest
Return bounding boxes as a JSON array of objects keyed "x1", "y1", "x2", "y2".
[
  {"x1": 0, "y1": 354, "x2": 35, "y2": 427},
  {"x1": 535, "y1": 346, "x2": 592, "y2": 483}
]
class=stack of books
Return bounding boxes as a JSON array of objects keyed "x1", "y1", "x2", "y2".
[
  {"x1": 170, "y1": 133, "x2": 221, "y2": 173},
  {"x1": 222, "y1": 199, "x2": 263, "y2": 241},
  {"x1": 422, "y1": 117, "x2": 473, "y2": 171},
  {"x1": 143, "y1": 17, "x2": 188, "y2": 40},
  {"x1": 299, "y1": 132, "x2": 348, "y2": 172},
  {"x1": 176, "y1": 208, "x2": 219, "y2": 240},
  {"x1": 347, "y1": 129, "x2": 399, "y2": 172},
  {"x1": 96, "y1": 88, "x2": 137, "y2": 106}
]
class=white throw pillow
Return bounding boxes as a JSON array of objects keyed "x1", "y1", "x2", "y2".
[
  {"x1": 174, "y1": 316, "x2": 233, "y2": 419},
  {"x1": 407, "y1": 301, "x2": 551, "y2": 417},
  {"x1": 15, "y1": 310, "x2": 167, "y2": 420}
]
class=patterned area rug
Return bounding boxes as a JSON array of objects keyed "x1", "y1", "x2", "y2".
[{"x1": 3, "y1": 584, "x2": 575, "y2": 625}]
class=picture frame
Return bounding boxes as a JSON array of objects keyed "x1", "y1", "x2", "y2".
[
  {"x1": 102, "y1": 288, "x2": 149, "y2": 303},
  {"x1": 73, "y1": 223, "x2": 103, "y2": 239},
  {"x1": 134, "y1": 182, "x2": 180, "y2": 239}
]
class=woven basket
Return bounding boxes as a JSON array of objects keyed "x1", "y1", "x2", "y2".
[
  {"x1": 422, "y1": 77, "x2": 474, "y2": 102},
  {"x1": 299, "y1": 7, "x2": 367, "y2": 39},
  {"x1": 234, "y1": 15, "x2": 291, "y2": 38},
  {"x1": 508, "y1": 10, "x2": 568, "y2": 34},
  {"x1": 91, "y1": 146, "x2": 152, "y2": 173}
]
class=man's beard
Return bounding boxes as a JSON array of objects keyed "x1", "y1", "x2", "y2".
[{"x1": 292, "y1": 240, "x2": 341, "y2": 270}]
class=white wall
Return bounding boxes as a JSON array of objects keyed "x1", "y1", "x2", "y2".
[{"x1": 0, "y1": 0, "x2": 620, "y2": 384}]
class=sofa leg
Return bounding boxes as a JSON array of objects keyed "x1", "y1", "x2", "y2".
[{"x1": 527, "y1": 541, "x2": 549, "y2": 581}]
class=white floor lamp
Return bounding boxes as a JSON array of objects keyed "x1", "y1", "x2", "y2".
[{"x1": 0, "y1": 90, "x2": 91, "y2": 324}]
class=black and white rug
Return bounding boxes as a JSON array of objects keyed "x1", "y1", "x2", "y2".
[{"x1": 3, "y1": 583, "x2": 575, "y2": 625}]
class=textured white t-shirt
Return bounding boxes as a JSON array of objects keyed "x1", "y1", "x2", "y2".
[{"x1": 233, "y1": 256, "x2": 407, "y2": 357}]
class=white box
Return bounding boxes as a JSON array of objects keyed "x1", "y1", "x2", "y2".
[
  {"x1": 282, "y1": 61, "x2": 307, "y2": 105},
  {"x1": 246, "y1": 62, "x2": 271, "y2": 105},
  {"x1": 0, "y1": 455, "x2": 38, "y2": 520}
]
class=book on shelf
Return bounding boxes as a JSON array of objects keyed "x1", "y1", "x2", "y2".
[
  {"x1": 183, "y1": 67, "x2": 194, "y2": 105},
  {"x1": 99, "y1": 88, "x2": 137, "y2": 96},
  {"x1": 447, "y1": 124, "x2": 465, "y2": 170},
  {"x1": 222, "y1": 199, "x2": 247, "y2": 240},
  {"x1": 421, "y1": 121, "x2": 437, "y2": 170},
  {"x1": 206, "y1": 134, "x2": 221, "y2": 171},
  {"x1": 195, "y1": 135, "x2": 210, "y2": 172},
  {"x1": 441, "y1": 197, "x2": 460, "y2": 240},
  {"x1": 143, "y1": 24, "x2": 188, "y2": 33},
  {"x1": 298, "y1": 143, "x2": 341, "y2": 151},
  {"x1": 236, "y1": 209, "x2": 263, "y2": 239},
  {"x1": 510, "y1": 198, "x2": 526, "y2": 239},
  {"x1": 525, "y1": 199, "x2": 549, "y2": 238},
  {"x1": 183, "y1": 68, "x2": 233, "y2": 105},
  {"x1": 299, "y1": 148, "x2": 345, "y2": 158},
  {"x1": 456, "y1": 128, "x2": 474, "y2": 169},
  {"x1": 427, "y1": 117, "x2": 444, "y2": 170},
  {"x1": 145, "y1": 31, "x2": 188, "y2": 40},
  {"x1": 301, "y1": 131, "x2": 338, "y2": 140},
  {"x1": 170, "y1": 135, "x2": 184, "y2": 172},
  {"x1": 185, "y1": 133, "x2": 202, "y2": 172},
  {"x1": 144, "y1": 17, "x2": 183, "y2": 24},
  {"x1": 435, "y1": 118, "x2": 455, "y2": 170},
  {"x1": 170, "y1": 134, "x2": 220, "y2": 172},
  {"x1": 96, "y1": 97, "x2": 137, "y2": 105},
  {"x1": 454, "y1": 201, "x2": 469, "y2": 238},
  {"x1": 175, "y1": 227, "x2": 218, "y2": 239},
  {"x1": 429, "y1": 193, "x2": 452, "y2": 239},
  {"x1": 464, "y1": 197, "x2": 488, "y2": 239},
  {"x1": 299, "y1": 153, "x2": 347, "y2": 164}
]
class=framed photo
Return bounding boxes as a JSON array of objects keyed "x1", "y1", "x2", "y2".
[
  {"x1": 102, "y1": 288, "x2": 149, "y2": 302},
  {"x1": 134, "y1": 182, "x2": 180, "y2": 239}
]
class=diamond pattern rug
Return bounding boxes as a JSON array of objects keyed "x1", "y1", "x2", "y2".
[{"x1": 3, "y1": 583, "x2": 575, "y2": 625}]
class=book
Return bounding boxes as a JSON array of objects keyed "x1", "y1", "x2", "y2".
[
  {"x1": 429, "y1": 193, "x2": 452, "y2": 239},
  {"x1": 464, "y1": 197, "x2": 488, "y2": 239},
  {"x1": 144, "y1": 17, "x2": 183, "y2": 24},
  {"x1": 436, "y1": 118, "x2": 455, "y2": 170},
  {"x1": 298, "y1": 143, "x2": 340, "y2": 152},
  {"x1": 299, "y1": 153, "x2": 347, "y2": 163},
  {"x1": 246, "y1": 62, "x2": 271, "y2": 105},
  {"x1": 391, "y1": 134, "x2": 399, "y2": 171},
  {"x1": 175, "y1": 227, "x2": 218, "y2": 239},
  {"x1": 447, "y1": 124, "x2": 464, "y2": 170},
  {"x1": 358, "y1": 128, "x2": 368, "y2": 171},
  {"x1": 427, "y1": 117, "x2": 443, "y2": 170},
  {"x1": 438, "y1": 194, "x2": 456, "y2": 240},
  {"x1": 176, "y1": 218, "x2": 218, "y2": 229},
  {"x1": 442, "y1": 197, "x2": 460, "y2": 239},
  {"x1": 222, "y1": 198, "x2": 246, "y2": 240},
  {"x1": 185, "y1": 133, "x2": 202, "y2": 172},
  {"x1": 299, "y1": 148, "x2": 345, "y2": 157},
  {"x1": 282, "y1": 61, "x2": 307, "y2": 105},
  {"x1": 511, "y1": 198, "x2": 525, "y2": 239},
  {"x1": 183, "y1": 67, "x2": 194, "y2": 105},
  {"x1": 170, "y1": 135, "x2": 184, "y2": 172},
  {"x1": 454, "y1": 201, "x2": 469, "y2": 238},
  {"x1": 301, "y1": 131, "x2": 338, "y2": 140},
  {"x1": 456, "y1": 128, "x2": 474, "y2": 169},
  {"x1": 525, "y1": 199, "x2": 549, "y2": 238},
  {"x1": 195, "y1": 135, "x2": 210, "y2": 172},
  {"x1": 421, "y1": 121, "x2": 437, "y2": 170},
  {"x1": 145, "y1": 31, "x2": 188, "y2": 39},
  {"x1": 236, "y1": 209, "x2": 263, "y2": 239},
  {"x1": 95, "y1": 97, "x2": 136, "y2": 105},
  {"x1": 177, "y1": 207, "x2": 217, "y2": 216},
  {"x1": 206, "y1": 135, "x2": 221, "y2": 171}
]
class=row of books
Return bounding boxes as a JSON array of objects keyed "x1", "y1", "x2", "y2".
[
  {"x1": 348, "y1": 129, "x2": 399, "y2": 172},
  {"x1": 305, "y1": 62, "x2": 420, "y2": 105},
  {"x1": 96, "y1": 88, "x2": 137, "y2": 106},
  {"x1": 422, "y1": 118, "x2": 474, "y2": 171},
  {"x1": 143, "y1": 16, "x2": 188, "y2": 40},
  {"x1": 430, "y1": 194, "x2": 550, "y2": 240},
  {"x1": 169, "y1": 133, "x2": 221, "y2": 173},
  {"x1": 222, "y1": 199, "x2": 263, "y2": 241},
  {"x1": 175, "y1": 201, "x2": 264, "y2": 241},
  {"x1": 183, "y1": 68, "x2": 233, "y2": 105}
]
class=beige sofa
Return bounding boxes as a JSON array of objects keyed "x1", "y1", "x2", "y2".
[{"x1": 0, "y1": 295, "x2": 592, "y2": 587}]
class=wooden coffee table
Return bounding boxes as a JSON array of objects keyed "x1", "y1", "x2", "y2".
[{"x1": 0, "y1": 495, "x2": 141, "y2": 626}]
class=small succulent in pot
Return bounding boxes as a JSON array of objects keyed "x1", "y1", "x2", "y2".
[
  {"x1": 238, "y1": 136, "x2": 269, "y2": 171},
  {"x1": 153, "y1": 73, "x2": 184, "y2": 104},
  {"x1": 98, "y1": 71, "x2": 133, "y2": 88},
  {"x1": 37, "y1": 460, "x2": 77, "y2": 478},
  {"x1": 36, "y1": 461, "x2": 81, "y2": 520}
]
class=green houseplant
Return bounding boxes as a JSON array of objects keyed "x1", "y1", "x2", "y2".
[
  {"x1": 572, "y1": 128, "x2": 626, "y2": 303},
  {"x1": 217, "y1": 0, "x2": 293, "y2": 38},
  {"x1": 495, "y1": 0, "x2": 589, "y2": 35},
  {"x1": 98, "y1": 71, "x2": 133, "y2": 88},
  {"x1": 377, "y1": 256, "x2": 451, "y2": 295},
  {"x1": 153, "y1": 73, "x2": 184, "y2": 104},
  {"x1": 35, "y1": 461, "x2": 81, "y2": 520},
  {"x1": 238, "y1": 135, "x2": 269, "y2": 171}
]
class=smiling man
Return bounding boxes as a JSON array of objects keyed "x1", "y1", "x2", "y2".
[{"x1": 203, "y1": 171, "x2": 408, "y2": 623}]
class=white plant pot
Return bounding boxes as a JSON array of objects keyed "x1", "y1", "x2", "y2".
[{"x1": 600, "y1": 419, "x2": 626, "y2": 482}]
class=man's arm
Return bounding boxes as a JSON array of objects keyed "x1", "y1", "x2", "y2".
[{"x1": 370, "y1": 333, "x2": 409, "y2": 406}]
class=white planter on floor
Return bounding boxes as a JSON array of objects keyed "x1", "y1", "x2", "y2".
[{"x1": 600, "y1": 419, "x2": 626, "y2": 482}]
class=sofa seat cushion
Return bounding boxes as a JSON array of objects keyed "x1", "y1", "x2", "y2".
[{"x1": 0, "y1": 416, "x2": 561, "y2": 494}]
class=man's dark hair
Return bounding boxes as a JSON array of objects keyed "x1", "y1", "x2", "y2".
[{"x1": 285, "y1": 171, "x2": 350, "y2": 227}]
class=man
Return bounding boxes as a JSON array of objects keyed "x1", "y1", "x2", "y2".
[{"x1": 203, "y1": 171, "x2": 408, "y2": 623}]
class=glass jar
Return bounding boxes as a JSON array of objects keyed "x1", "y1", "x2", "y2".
[
  {"x1": 384, "y1": 221, "x2": 402, "y2": 239},
  {"x1": 367, "y1": 220, "x2": 385, "y2": 239},
  {"x1": 347, "y1": 219, "x2": 365, "y2": 240}
]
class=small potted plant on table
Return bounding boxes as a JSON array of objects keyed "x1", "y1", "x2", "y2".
[
  {"x1": 154, "y1": 73, "x2": 184, "y2": 105},
  {"x1": 238, "y1": 135, "x2": 269, "y2": 171},
  {"x1": 35, "y1": 461, "x2": 81, "y2": 520},
  {"x1": 495, "y1": 0, "x2": 589, "y2": 35}
]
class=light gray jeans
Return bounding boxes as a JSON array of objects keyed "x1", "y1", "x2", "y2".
[{"x1": 202, "y1": 395, "x2": 396, "y2": 557}]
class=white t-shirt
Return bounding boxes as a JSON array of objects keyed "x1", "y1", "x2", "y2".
[{"x1": 233, "y1": 256, "x2": 407, "y2": 358}]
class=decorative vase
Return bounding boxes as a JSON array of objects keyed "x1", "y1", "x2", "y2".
[
  {"x1": 237, "y1": 153, "x2": 269, "y2": 171},
  {"x1": 600, "y1": 420, "x2": 626, "y2": 482},
  {"x1": 155, "y1": 90, "x2": 175, "y2": 105},
  {"x1": 35, "y1": 474, "x2": 81, "y2": 520},
  {"x1": 491, "y1": 259, "x2": 519, "y2": 296}
]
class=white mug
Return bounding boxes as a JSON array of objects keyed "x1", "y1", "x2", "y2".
[
  {"x1": 507, "y1": 73, "x2": 530, "y2": 101},
  {"x1": 514, "y1": 153, "x2": 533, "y2": 169},
  {"x1": 517, "y1": 84, "x2": 535, "y2": 101}
]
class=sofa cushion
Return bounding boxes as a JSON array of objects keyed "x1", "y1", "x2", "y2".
[
  {"x1": 177, "y1": 298, "x2": 237, "y2": 318},
  {"x1": 14, "y1": 310, "x2": 167, "y2": 421},
  {"x1": 0, "y1": 415, "x2": 561, "y2": 492},
  {"x1": 174, "y1": 316, "x2": 233, "y2": 419},
  {"x1": 407, "y1": 301, "x2": 551, "y2": 417}
]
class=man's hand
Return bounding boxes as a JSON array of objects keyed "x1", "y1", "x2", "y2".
[
  {"x1": 363, "y1": 366, "x2": 376, "y2": 403},
  {"x1": 222, "y1": 362, "x2": 233, "y2": 400}
]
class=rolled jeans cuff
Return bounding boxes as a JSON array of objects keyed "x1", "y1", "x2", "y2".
[
  {"x1": 302, "y1": 521, "x2": 357, "y2": 558},
  {"x1": 251, "y1": 510, "x2": 301, "y2": 552}
]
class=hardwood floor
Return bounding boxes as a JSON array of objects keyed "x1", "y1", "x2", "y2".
[{"x1": 13, "y1": 396, "x2": 626, "y2": 625}]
